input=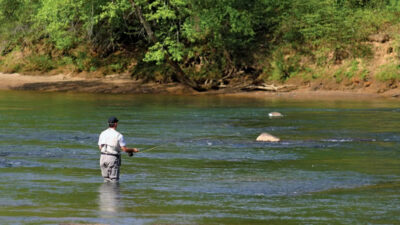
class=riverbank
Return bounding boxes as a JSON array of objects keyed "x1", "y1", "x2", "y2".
[
  {"x1": 1, "y1": 72, "x2": 400, "y2": 99},
  {"x1": 0, "y1": 72, "x2": 195, "y2": 94}
]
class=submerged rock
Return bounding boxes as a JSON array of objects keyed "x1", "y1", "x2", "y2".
[
  {"x1": 268, "y1": 112, "x2": 283, "y2": 118},
  {"x1": 256, "y1": 133, "x2": 280, "y2": 142}
]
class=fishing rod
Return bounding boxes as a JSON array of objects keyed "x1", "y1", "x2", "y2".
[
  {"x1": 139, "y1": 144, "x2": 166, "y2": 153},
  {"x1": 129, "y1": 137, "x2": 212, "y2": 156},
  {"x1": 128, "y1": 143, "x2": 168, "y2": 156}
]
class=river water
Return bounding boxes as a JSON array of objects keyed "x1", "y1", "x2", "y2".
[{"x1": 0, "y1": 90, "x2": 399, "y2": 224}]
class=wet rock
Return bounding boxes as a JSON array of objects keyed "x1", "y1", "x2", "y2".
[
  {"x1": 268, "y1": 112, "x2": 283, "y2": 118},
  {"x1": 256, "y1": 133, "x2": 280, "y2": 142}
]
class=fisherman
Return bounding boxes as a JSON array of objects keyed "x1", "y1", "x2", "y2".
[{"x1": 98, "y1": 116, "x2": 139, "y2": 182}]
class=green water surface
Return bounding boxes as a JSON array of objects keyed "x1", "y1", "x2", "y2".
[{"x1": 0, "y1": 90, "x2": 399, "y2": 224}]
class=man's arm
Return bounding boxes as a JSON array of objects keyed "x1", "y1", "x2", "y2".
[
  {"x1": 121, "y1": 146, "x2": 139, "y2": 153},
  {"x1": 121, "y1": 146, "x2": 139, "y2": 157},
  {"x1": 98, "y1": 132, "x2": 104, "y2": 151}
]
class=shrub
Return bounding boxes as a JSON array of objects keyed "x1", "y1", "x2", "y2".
[
  {"x1": 59, "y1": 56, "x2": 74, "y2": 66},
  {"x1": 269, "y1": 52, "x2": 301, "y2": 81},
  {"x1": 25, "y1": 55, "x2": 55, "y2": 72},
  {"x1": 72, "y1": 51, "x2": 101, "y2": 72}
]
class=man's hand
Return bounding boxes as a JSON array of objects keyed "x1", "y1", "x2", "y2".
[
  {"x1": 126, "y1": 148, "x2": 139, "y2": 157},
  {"x1": 122, "y1": 146, "x2": 139, "y2": 154}
]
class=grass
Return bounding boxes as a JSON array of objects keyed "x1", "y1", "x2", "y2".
[
  {"x1": 375, "y1": 63, "x2": 400, "y2": 81},
  {"x1": 333, "y1": 68, "x2": 344, "y2": 83},
  {"x1": 0, "y1": 53, "x2": 23, "y2": 73},
  {"x1": 344, "y1": 60, "x2": 359, "y2": 79}
]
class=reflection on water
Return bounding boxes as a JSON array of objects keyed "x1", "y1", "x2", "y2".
[{"x1": 98, "y1": 182, "x2": 121, "y2": 217}]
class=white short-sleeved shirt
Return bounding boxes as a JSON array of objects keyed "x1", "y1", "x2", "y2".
[{"x1": 98, "y1": 128, "x2": 126, "y2": 154}]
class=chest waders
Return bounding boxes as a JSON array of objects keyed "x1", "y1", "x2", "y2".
[
  {"x1": 100, "y1": 138, "x2": 121, "y2": 182},
  {"x1": 101, "y1": 144, "x2": 121, "y2": 157}
]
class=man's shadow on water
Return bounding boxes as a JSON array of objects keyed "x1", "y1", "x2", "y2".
[{"x1": 98, "y1": 182, "x2": 121, "y2": 218}]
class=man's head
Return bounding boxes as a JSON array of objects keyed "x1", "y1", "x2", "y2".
[{"x1": 108, "y1": 116, "x2": 119, "y2": 128}]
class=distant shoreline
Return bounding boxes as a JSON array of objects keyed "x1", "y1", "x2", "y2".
[{"x1": 1, "y1": 72, "x2": 399, "y2": 99}]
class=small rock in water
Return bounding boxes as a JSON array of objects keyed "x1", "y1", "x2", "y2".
[
  {"x1": 256, "y1": 132, "x2": 280, "y2": 142},
  {"x1": 268, "y1": 112, "x2": 283, "y2": 118}
]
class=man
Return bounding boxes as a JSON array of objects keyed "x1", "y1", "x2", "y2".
[{"x1": 98, "y1": 116, "x2": 139, "y2": 182}]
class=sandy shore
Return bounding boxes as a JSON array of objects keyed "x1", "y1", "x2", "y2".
[
  {"x1": 0, "y1": 73, "x2": 195, "y2": 94},
  {"x1": 1, "y1": 72, "x2": 400, "y2": 99},
  {"x1": 0, "y1": 73, "x2": 79, "y2": 89}
]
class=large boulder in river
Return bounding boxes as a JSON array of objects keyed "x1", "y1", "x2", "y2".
[
  {"x1": 268, "y1": 112, "x2": 283, "y2": 118},
  {"x1": 256, "y1": 133, "x2": 280, "y2": 142}
]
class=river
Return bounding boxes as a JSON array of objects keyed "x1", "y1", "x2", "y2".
[{"x1": 0, "y1": 90, "x2": 399, "y2": 224}]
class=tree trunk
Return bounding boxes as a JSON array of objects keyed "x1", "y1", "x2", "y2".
[{"x1": 129, "y1": 0, "x2": 204, "y2": 91}]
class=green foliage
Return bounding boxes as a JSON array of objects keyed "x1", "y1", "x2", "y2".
[
  {"x1": 315, "y1": 47, "x2": 331, "y2": 66},
  {"x1": 25, "y1": 54, "x2": 55, "y2": 72},
  {"x1": 331, "y1": 59, "x2": 374, "y2": 84},
  {"x1": 339, "y1": 0, "x2": 391, "y2": 8},
  {"x1": 132, "y1": 59, "x2": 174, "y2": 82},
  {"x1": 72, "y1": 51, "x2": 101, "y2": 72},
  {"x1": 104, "y1": 55, "x2": 130, "y2": 73},
  {"x1": 59, "y1": 56, "x2": 74, "y2": 66},
  {"x1": 143, "y1": 42, "x2": 166, "y2": 64},
  {"x1": 344, "y1": 60, "x2": 359, "y2": 79},
  {"x1": 0, "y1": 0, "x2": 400, "y2": 85},
  {"x1": 392, "y1": 34, "x2": 400, "y2": 59},
  {"x1": 280, "y1": 0, "x2": 357, "y2": 47},
  {"x1": 334, "y1": 68, "x2": 345, "y2": 83},
  {"x1": 360, "y1": 68, "x2": 370, "y2": 81},
  {"x1": 278, "y1": 0, "x2": 386, "y2": 65},
  {"x1": 181, "y1": 0, "x2": 279, "y2": 74},
  {"x1": 375, "y1": 63, "x2": 400, "y2": 81},
  {"x1": 94, "y1": 0, "x2": 141, "y2": 53},
  {"x1": 35, "y1": 0, "x2": 84, "y2": 50},
  {"x1": 332, "y1": 60, "x2": 361, "y2": 83},
  {"x1": 0, "y1": 0, "x2": 22, "y2": 19},
  {"x1": 0, "y1": 0, "x2": 40, "y2": 51},
  {"x1": 0, "y1": 59, "x2": 23, "y2": 73},
  {"x1": 269, "y1": 51, "x2": 301, "y2": 81},
  {"x1": 109, "y1": 63, "x2": 123, "y2": 72}
]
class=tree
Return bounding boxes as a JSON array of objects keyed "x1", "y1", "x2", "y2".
[{"x1": 129, "y1": 0, "x2": 203, "y2": 91}]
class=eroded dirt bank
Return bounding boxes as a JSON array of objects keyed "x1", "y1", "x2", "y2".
[
  {"x1": 1, "y1": 72, "x2": 400, "y2": 99},
  {"x1": 0, "y1": 73, "x2": 196, "y2": 94}
]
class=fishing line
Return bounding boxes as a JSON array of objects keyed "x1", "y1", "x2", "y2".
[
  {"x1": 134, "y1": 137, "x2": 212, "y2": 155},
  {"x1": 138, "y1": 143, "x2": 167, "y2": 153}
]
